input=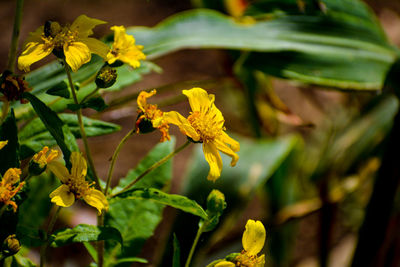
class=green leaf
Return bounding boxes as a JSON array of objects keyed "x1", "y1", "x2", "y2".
[
  {"x1": 112, "y1": 188, "x2": 208, "y2": 219},
  {"x1": 115, "y1": 258, "x2": 148, "y2": 264},
  {"x1": 50, "y1": 224, "x2": 123, "y2": 247},
  {"x1": 22, "y1": 92, "x2": 78, "y2": 168},
  {"x1": 19, "y1": 114, "x2": 120, "y2": 159},
  {"x1": 81, "y1": 97, "x2": 108, "y2": 112},
  {"x1": 0, "y1": 109, "x2": 19, "y2": 174},
  {"x1": 128, "y1": 8, "x2": 397, "y2": 90},
  {"x1": 172, "y1": 234, "x2": 181, "y2": 267},
  {"x1": 105, "y1": 138, "x2": 175, "y2": 264},
  {"x1": 46, "y1": 80, "x2": 70, "y2": 98}
]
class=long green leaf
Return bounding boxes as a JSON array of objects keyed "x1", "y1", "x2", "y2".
[
  {"x1": 127, "y1": 8, "x2": 397, "y2": 90},
  {"x1": 112, "y1": 188, "x2": 208, "y2": 219},
  {"x1": 50, "y1": 224, "x2": 123, "y2": 247},
  {"x1": 0, "y1": 109, "x2": 19, "y2": 174}
]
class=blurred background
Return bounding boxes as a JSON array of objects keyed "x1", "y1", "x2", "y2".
[{"x1": 2, "y1": 0, "x2": 400, "y2": 266}]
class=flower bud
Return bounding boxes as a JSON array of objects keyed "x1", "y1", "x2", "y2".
[
  {"x1": 2, "y1": 234, "x2": 20, "y2": 256},
  {"x1": 29, "y1": 147, "x2": 59, "y2": 176},
  {"x1": 206, "y1": 189, "x2": 227, "y2": 215},
  {"x1": 135, "y1": 112, "x2": 156, "y2": 134},
  {"x1": 95, "y1": 66, "x2": 117, "y2": 88}
]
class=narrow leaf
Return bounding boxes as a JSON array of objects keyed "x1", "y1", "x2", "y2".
[
  {"x1": 173, "y1": 233, "x2": 181, "y2": 267},
  {"x1": 112, "y1": 188, "x2": 208, "y2": 220}
]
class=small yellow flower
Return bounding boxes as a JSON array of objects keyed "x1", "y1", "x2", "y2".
[
  {"x1": 0, "y1": 140, "x2": 8, "y2": 150},
  {"x1": 216, "y1": 220, "x2": 266, "y2": 267},
  {"x1": 136, "y1": 89, "x2": 170, "y2": 142},
  {"x1": 47, "y1": 152, "x2": 108, "y2": 214},
  {"x1": 18, "y1": 15, "x2": 110, "y2": 72},
  {"x1": 162, "y1": 88, "x2": 240, "y2": 181},
  {"x1": 32, "y1": 146, "x2": 59, "y2": 169},
  {"x1": 107, "y1": 25, "x2": 146, "y2": 68},
  {"x1": 0, "y1": 168, "x2": 24, "y2": 212}
]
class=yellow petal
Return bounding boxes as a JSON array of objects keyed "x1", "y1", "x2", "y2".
[
  {"x1": 116, "y1": 50, "x2": 145, "y2": 69},
  {"x1": 3, "y1": 168, "x2": 21, "y2": 185},
  {"x1": 0, "y1": 140, "x2": 8, "y2": 150},
  {"x1": 256, "y1": 254, "x2": 265, "y2": 267},
  {"x1": 215, "y1": 261, "x2": 236, "y2": 267},
  {"x1": 24, "y1": 26, "x2": 44, "y2": 45},
  {"x1": 203, "y1": 142, "x2": 223, "y2": 181},
  {"x1": 64, "y1": 42, "x2": 91, "y2": 72},
  {"x1": 162, "y1": 111, "x2": 200, "y2": 141},
  {"x1": 71, "y1": 15, "x2": 107, "y2": 38},
  {"x1": 242, "y1": 219, "x2": 266, "y2": 256},
  {"x1": 70, "y1": 152, "x2": 87, "y2": 181},
  {"x1": 220, "y1": 132, "x2": 240, "y2": 152},
  {"x1": 214, "y1": 138, "x2": 239, "y2": 167},
  {"x1": 182, "y1": 88, "x2": 214, "y2": 112},
  {"x1": 137, "y1": 90, "x2": 156, "y2": 112},
  {"x1": 79, "y1": 37, "x2": 110, "y2": 59},
  {"x1": 47, "y1": 161, "x2": 70, "y2": 183},
  {"x1": 83, "y1": 188, "x2": 109, "y2": 215},
  {"x1": 50, "y1": 184, "x2": 75, "y2": 207},
  {"x1": 18, "y1": 42, "x2": 53, "y2": 72}
]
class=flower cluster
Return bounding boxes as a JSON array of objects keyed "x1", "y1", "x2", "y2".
[
  {"x1": 18, "y1": 15, "x2": 145, "y2": 73},
  {"x1": 0, "y1": 168, "x2": 24, "y2": 212}
]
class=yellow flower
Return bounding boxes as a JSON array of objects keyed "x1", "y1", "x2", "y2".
[
  {"x1": 0, "y1": 140, "x2": 8, "y2": 150},
  {"x1": 107, "y1": 25, "x2": 146, "y2": 68},
  {"x1": 32, "y1": 146, "x2": 59, "y2": 169},
  {"x1": 0, "y1": 168, "x2": 24, "y2": 212},
  {"x1": 47, "y1": 152, "x2": 108, "y2": 214},
  {"x1": 162, "y1": 88, "x2": 240, "y2": 181},
  {"x1": 136, "y1": 89, "x2": 170, "y2": 142},
  {"x1": 216, "y1": 220, "x2": 266, "y2": 267},
  {"x1": 18, "y1": 15, "x2": 110, "y2": 72}
]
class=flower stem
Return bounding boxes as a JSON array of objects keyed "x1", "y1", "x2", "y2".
[
  {"x1": 112, "y1": 140, "x2": 191, "y2": 197},
  {"x1": 105, "y1": 129, "x2": 135, "y2": 195},
  {"x1": 40, "y1": 206, "x2": 62, "y2": 267},
  {"x1": 64, "y1": 63, "x2": 101, "y2": 191},
  {"x1": 97, "y1": 214, "x2": 105, "y2": 267},
  {"x1": 80, "y1": 86, "x2": 100, "y2": 104},
  {"x1": 7, "y1": 0, "x2": 24, "y2": 72},
  {"x1": 185, "y1": 224, "x2": 204, "y2": 267}
]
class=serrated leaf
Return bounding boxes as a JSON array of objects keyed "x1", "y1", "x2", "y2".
[
  {"x1": 22, "y1": 92, "x2": 78, "y2": 168},
  {"x1": 19, "y1": 114, "x2": 120, "y2": 159},
  {"x1": 105, "y1": 138, "x2": 175, "y2": 265},
  {"x1": 0, "y1": 109, "x2": 19, "y2": 174},
  {"x1": 50, "y1": 224, "x2": 123, "y2": 247},
  {"x1": 112, "y1": 188, "x2": 208, "y2": 220}
]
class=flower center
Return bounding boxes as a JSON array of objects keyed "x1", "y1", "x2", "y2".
[
  {"x1": 66, "y1": 178, "x2": 93, "y2": 199},
  {"x1": 187, "y1": 110, "x2": 224, "y2": 142},
  {"x1": 43, "y1": 23, "x2": 79, "y2": 50}
]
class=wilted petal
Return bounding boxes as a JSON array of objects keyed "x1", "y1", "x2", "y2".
[
  {"x1": 18, "y1": 42, "x2": 53, "y2": 72},
  {"x1": 83, "y1": 188, "x2": 109, "y2": 215},
  {"x1": 203, "y1": 142, "x2": 223, "y2": 181},
  {"x1": 71, "y1": 15, "x2": 107, "y2": 38}
]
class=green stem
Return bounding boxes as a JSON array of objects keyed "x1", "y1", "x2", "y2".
[
  {"x1": 7, "y1": 0, "x2": 24, "y2": 71},
  {"x1": 80, "y1": 86, "x2": 100, "y2": 104},
  {"x1": 112, "y1": 140, "x2": 191, "y2": 197},
  {"x1": 97, "y1": 214, "x2": 104, "y2": 267},
  {"x1": 40, "y1": 206, "x2": 62, "y2": 267},
  {"x1": 105, "y1": 129, "x2": 135, "y2": 195},
  {"x1": 1, "y1": 100, "x2": 9, "y2": 123},
  {"x1": 64, "y1": 63, "x2": 101, "y2": 191},
  {"x1": 185, "y1": 224, "x2": 204, "y2": 267}
]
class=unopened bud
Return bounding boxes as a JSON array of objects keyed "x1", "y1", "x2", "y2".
[
  {"x1": 2, "y1": 235, "x2": 20, "y2": 256},
  {"x1": 206, "y1": 189, "x2": 226, "y2": 215},
  {"x1": 95, "y1": 66, "x2": 117, "y2": 88}
]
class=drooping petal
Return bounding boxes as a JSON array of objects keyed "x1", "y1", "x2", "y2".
[
  {"x1": 242, "y1": 220, "x2": 266, "y2": 256},
  {"x1": 64, "y1": 42, "x2": 91, "y2": 72},
  {"x1": 3, "y1": 168, "x2": 22, "y2": 185},
  {"x1": 182, "y1": 88, "x2": 214, "y2": 112},
  {"x1": 137, "y1": 90, "x2": 156, "y2": 112},
  {"x1": 79, "y1": 37, "x2": 109, "y2": 59},
  {"x1": 83, "y1": 188, "x2": 109, "y2": 215},
  {"x1": 220, "y1": 132, "x2": 240, "y2": 152},
  {"x1": 50, "y1": 184, "x2": 75, "y2": 207},
  {"x1": 47, "y1": 161, "x2": 70, "y2": 183},
  {"x1": 162, "y1": 111, "x2": 200, "y2": 141},
  {"x1": 203, "y1": 142, "x2": 223, "y2": 181},
  {"x1": 214, "y1": 138, "x2": 239, "y2": 167},
  {"x1": 215, "y1": 261, "x2": 236, "y2": 267},
  {"x1": 71, "y1": 15, "x2": 107, "y2": 38},
  {"x1": 70, "y1": 152, "x2": 87, "y2": 181},
  {"x1": 18, "y1": 42, "x2": 53, "y2": 72}
]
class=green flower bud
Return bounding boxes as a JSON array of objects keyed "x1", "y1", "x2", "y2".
[
  {"x1": 28, "y1": 160, "x2": 46, "y2": 176},
  {"x1": 95, "y1": 66, "x2": 117, "y2": 88},
  {"x1": 206, "y1": 189, "x2": 227, "y2": 215},
  {"x1": 2, "y1": 235, "x2": 20, "y2": 256}
]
